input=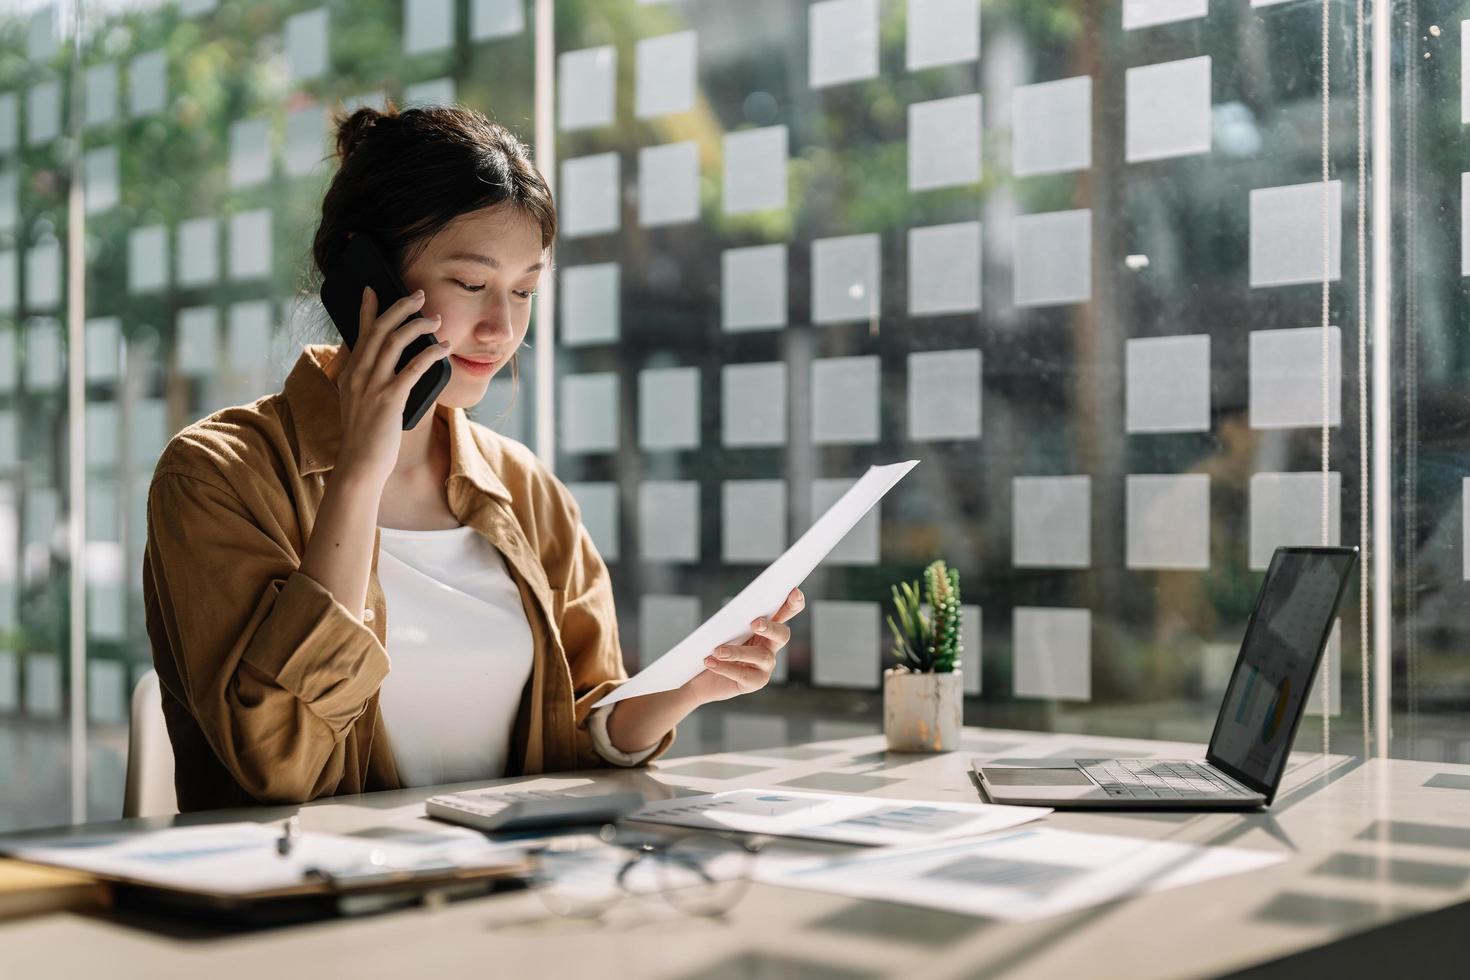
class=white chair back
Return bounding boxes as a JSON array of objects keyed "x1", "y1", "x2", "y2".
[{"x1": 123, "y1": 669, "x2": 178, "y2": 819}]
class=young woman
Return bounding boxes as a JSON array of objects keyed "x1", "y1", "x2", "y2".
[{"x1": 142, "y1": 104, "x2": 802, "y2": 811}]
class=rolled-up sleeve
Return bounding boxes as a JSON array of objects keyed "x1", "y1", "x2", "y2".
[{"x1": 145, "y1": 465, "x2": 389, "y2": 804}]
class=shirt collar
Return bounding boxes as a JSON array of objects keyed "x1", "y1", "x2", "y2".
[{"x1": 282, "y1": 343, "x2": 513, "y2": 504}]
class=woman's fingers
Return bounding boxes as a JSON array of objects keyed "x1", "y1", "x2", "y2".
[
  {"x1": 748, "y1": 615, "x2": 791, "y2": 652},
  {"x1": 700, "y1": 656, "x2": 770, "y2": 692},
  {"x1": 388, "y1": 338, "x2": 452, "y2": 398},
  {"x1": 770, "y1": 588, "x2": 805, "y2": 625},
  {"x1": 374, "y1": 313, "x2": 444, "y2": 386},
  {"x1": 709, "y1": 644, "x2": 776, "y2": 670},
  {"x1": 355, "y1": 288, "x2": 427, "y2": 373}
]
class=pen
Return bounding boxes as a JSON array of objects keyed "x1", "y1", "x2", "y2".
[{"x1": 277, "y1": 815, "x2": 301, "y2": 857}]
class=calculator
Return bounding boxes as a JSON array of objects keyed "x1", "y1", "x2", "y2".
[{"x1": 424, "y1": 788, "x2": 646, "y2": 834}]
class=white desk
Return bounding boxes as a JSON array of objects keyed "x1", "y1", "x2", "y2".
[{"x1": 4, "y1": 726, "x2": 1470, "y2": 979}]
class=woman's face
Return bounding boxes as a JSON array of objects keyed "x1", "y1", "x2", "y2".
[{"x1": 399, "y1": 204, "x2": 547, "y2": 410}]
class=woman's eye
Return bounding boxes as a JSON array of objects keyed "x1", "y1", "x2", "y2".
[
  {"x1": 454, "y1": 280, "x2": 485, "y2": 293},
  {"x1": 513, "y1": 289, "x2": 536, "y2": 300}
]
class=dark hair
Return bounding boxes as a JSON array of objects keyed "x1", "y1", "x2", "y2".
[{"x1": 311, "y1": 102, "x2": 556, "y2": 282}]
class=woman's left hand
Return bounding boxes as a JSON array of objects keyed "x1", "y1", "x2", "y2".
[{"x1": 682, "y1": 588, "x2": 804, "y2": 705}]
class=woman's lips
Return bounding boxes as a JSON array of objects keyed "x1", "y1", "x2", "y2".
[{"x1": 450, "y1": 353, "x2": 499, "y2": 377}]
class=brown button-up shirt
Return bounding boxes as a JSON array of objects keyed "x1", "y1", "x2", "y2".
[{"x1": 143, "y1": 344, "x2": 671, "y2": 812}]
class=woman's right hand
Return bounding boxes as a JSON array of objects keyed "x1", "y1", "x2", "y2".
[{"x1": 332, "y1": 286, "x2": 450, "y2": 486}]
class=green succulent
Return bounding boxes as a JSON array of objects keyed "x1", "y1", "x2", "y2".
[{"x1": 886, "y1": 559, "x2": 962, "y2": 674}]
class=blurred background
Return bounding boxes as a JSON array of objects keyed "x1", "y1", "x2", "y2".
[{"x1": 0, "y1": 0, "x2": 1464, "y2": 832}]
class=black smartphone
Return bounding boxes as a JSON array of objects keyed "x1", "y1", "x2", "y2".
[{"x1": 319, "y1": 233, "x2": 451, "y2": 430}]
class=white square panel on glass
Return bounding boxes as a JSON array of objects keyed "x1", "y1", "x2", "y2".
[
  {"x1": 1126, "y1": 474, "x2": 1210, "y2": 570},
  {"x1": 25, "y1": 319, "x2": 61, "y2": 391},
  {"x1": 561, "y1": 262, "x2": 619, "y2": 346},
  {"x1": 1249, "y1": 326, "x2": 1341, "y2": 429},
  {"x1": 639, "y1": 595, "x2": 700, "y2": 671},
  {"x1": 561, "y1": 372, "x2": 619, "y2": 453},
  {"x1": 404, "y1": 77, "x2": 455, "y2": 107},
  {"x1": 285, "y1": 9, "x2": 329, "y2": 82},
  {"x1": 129, "y1": 49, "x2": 167, "y2": 117},
  {"x1": 813, "y1": 478, "x2": 879, "y2": 565},
  {"x1": 638, "y1": 141, "x2": 699, "y2": 227},
  {"x1": 87, "y1": 659, "x2": 126, "y2": 719},
  {"x1": 85, "y1": 317, "x2": 121, "y2": 383},
  {"x1": 27, "y1": 5, "x2": 59, "y2": 63},
  {"x1": 1014, "y1": 607, "x2": 1091, "y2": 701},
  {"x1": 908, "y1": 349, "x2": 981, "y2": 441},
  {"x1": 285, "y1": 103, "x2": 328, "y2": 177},
  {"x1": 636, "y1": 31, "x2": 697, "y2": 120},
  {"x1": 226, "y1": 300, "x2": 272, "y2": 370},
  {"x1": 86, "y1": 403, "x2": 118, "y2": 468},
  {"x1": 909, "y1": 94, "x2": 982, "y2": 191},
  {"x1": 721, "y1": 362, "x2": 786, "y2": 447},
  {"x1": 638, "y1": 366, "x2": 700, "y2": 450},
  {"x1": 722, "y1": 480, "x2": 786, "y2": 564},
  {"x1": 228, "y1": 209, "x2": 271, "y2": 281},
  {"x1": 25, "y1": 241, "x2": 60, "y2": 310},
  {"x1": 84, "y1": 62, "x2": 117, "y2": 129},
  {"x1": 26, "y1": 81, "x2": 60, "y2": 146},
  {"x1": 809, "y1": 0, "x2": 878, "y2": 89},
  {"x1": 1126, "y1": 56, "x2": 1211, "y2": 163},
  {"x1": 722, "y1": 244, "x2": 787, "y2": 331},
  {"x1": 1125, "y1": 335, "x2": 1210, "y2": 433},
  {"x1": 812, "y1": 355, "x2": 880, "y2": 446},
  {"x1": 0, "y1": 95, "x2": 15, "y2": 154},
  {"x1": 812, "y1": 233, "x2": 880, "y2": 325},
  {"x1": 128, "y1": 225, "x2": 168, "y2": 294},
  {"x1": 560, "y1": 152, "x2": 620, "y2": 238},
  {"x1": 909, "y1": 221, "x2": 981, "y2": 316},
  {"x1": 472, "y1": 0, "x2": 524, "y2": 40},
  {"x1": 1249, "y1": 180, "x2": 1342, "y2": 287},
  {"x1": 176, "y1": 306, "x2": 220, "y2": 377},
  {"x1": 1013, "y1": 475, "x2": 1090, "y2": 568},
  {"x1": 177, "y1": 217, "x2": 220, "y2": 287},
  {"x1": 131, "y1": 398, "x2": 170, "y2": 468},
  {"x1": 1248, "y1": 472, "x2": 1341, "y2": 569},
  {"x1": 812, "y1": 600, "x2": 880, "y2": 688},
  {"x1": 0, "y1": 169, "x2": 15, "y2": 231},
  {"x1": 638, "y1": 481, "x2": 699, "y2": 562},
  {"x1": 0, "y1": 251, "x2": 15, "y2": 315},
  {"x1": 1122, "y1": 0, "x2": 1207, "y2": 30},
  {"x1": 229, "y1": 117, "x2": 271, "y2": 188},
  {"x1": 567, "y1": 481, "x2": 618, "y2": 561},
  {"x1": 723, "y1": 125, "x2": 787, "y2": 215},
  {"x1": 404, "y1": 0, "x2": 454, "y2": 56},
  {"x1": 83, "y1": 146, "x2": 119, "y2": 215},
  {"x1": 24, "y1": 652, "x2": 61, "y2": 718},
  {"x1": 1013, "y1": 76, "x2": 1091, "y2": 176},
  {"x1": 1303, "y1": 620, "x2": 1342, "y2": 717},
  {"x1": 908, "y1": 0, "x2": 979, "y2": 71},
  {"x1": 558, "y1": 47, "x2": 615, "y2": 132},
  {"x1": 1014, "y1": 209, "x2": 1091, "y2": 307},
  {"x1": 960, "y1": 605, "x2": 982, "y2": 695}
]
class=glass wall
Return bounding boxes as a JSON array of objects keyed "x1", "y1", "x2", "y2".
[{"x1": 1, "y1": 0, "x2": 1466, "y2": 832}]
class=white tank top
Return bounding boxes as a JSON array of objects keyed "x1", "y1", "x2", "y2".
[{"x1": 374, "y1": 524, "x2": 535, "y2": 787}]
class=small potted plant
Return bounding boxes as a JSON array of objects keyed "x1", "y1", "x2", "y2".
[{"x1": 884, "y1": 559, "x2": 964, "y2": 752}]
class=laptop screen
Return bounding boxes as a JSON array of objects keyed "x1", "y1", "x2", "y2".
[{"x1": 1207, "y1": 548, "x2": 1356, "y2": 795}]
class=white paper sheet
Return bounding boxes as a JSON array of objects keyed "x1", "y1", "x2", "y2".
[
  {"x1": 7, "y1": 822, "x2": 523, "y2": 897},
  {"x1": 629, "y1": 788, "x2": 1048, "y2": 846},
  {"x1": 593, "y1": 459, "x2": 919, "y2": 707},
  {"x1": 756, "y1": 826, "x2": 1284, "y2": 921}
]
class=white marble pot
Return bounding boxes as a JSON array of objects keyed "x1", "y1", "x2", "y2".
[{"x1": 883, "y1": 667, "x2": 963, "y2": 753}]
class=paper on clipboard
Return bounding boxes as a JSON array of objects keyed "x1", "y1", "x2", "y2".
[{"x1": 594, "y1": 459, "x2": 919, "y2": 709}]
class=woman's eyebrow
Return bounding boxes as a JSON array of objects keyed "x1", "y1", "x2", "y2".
[{"x1": 443, "y1": 250, "x2": 543, "y2": 273}]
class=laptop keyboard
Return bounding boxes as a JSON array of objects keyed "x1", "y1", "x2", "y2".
[{"x1": 1077, "y1": 759, "x2": 1252, "y2": 799}]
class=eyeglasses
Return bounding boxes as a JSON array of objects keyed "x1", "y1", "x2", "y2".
[{"x1": 526, "y1": 825, "x2": 761, "y2": 919}]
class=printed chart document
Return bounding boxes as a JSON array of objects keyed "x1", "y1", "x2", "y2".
[
  {"x1": 594, "y1": 460, "x2": 920, "y2": 708},
  {"x1": 630, "y1": 788, "x2": 1049, "y2": 846},
  {"x1": 756, "y1": 827, "x2": 1284, "y2": 921},
  {"x1": 6, "y1": 823, "x2": 523, "y2": 898}
]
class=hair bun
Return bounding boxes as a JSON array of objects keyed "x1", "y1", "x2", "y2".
[{"x1": 335, "y1": 105, "x2": 391, "y2": 162}]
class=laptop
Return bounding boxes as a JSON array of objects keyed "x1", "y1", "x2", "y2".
[{"x1": 975, "y1": 545, "x2": 1359, "y2": 810}]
